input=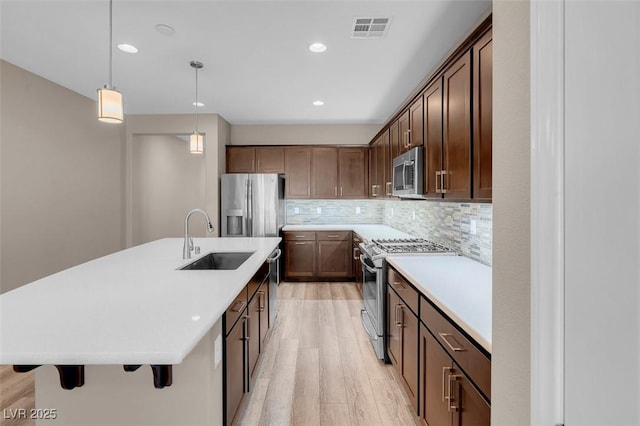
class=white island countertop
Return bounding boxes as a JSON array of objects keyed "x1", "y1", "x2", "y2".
[
  {"x1": 282, "y1": 224, "x2": 413, "y2": 241},
  {"x1": 0, "y1": 237, "x2": 280, "y2": 365},
  {"x1": 386, "y1": 256, "x2": 492, "y2": 353}
]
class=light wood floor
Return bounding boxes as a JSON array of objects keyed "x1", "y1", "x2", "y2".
[
  {"x1": 236, "y1": 282, "x2": 419, "y2": 426},
  {"x1": 0, "y1": 366, "x2": 35, "y2": 426},
  {"x1": 0, "y1": 282, "x2": 418, "y2": 426}
]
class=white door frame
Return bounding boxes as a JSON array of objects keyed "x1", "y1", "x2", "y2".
[{"x1": 530, "y1": 1, "x2": 565, "y2": 425}]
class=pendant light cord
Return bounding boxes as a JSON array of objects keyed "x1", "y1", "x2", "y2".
[
  {"x1": 195, "y1": 65, "x2": 199, "y2": 132},
  {"x1": 108, "y1": 0, "x2": 113, "y2": 87}
]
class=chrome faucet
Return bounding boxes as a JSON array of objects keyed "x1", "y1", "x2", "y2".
[{"x1": 183, "y1": 209, "x2": 214, "y2": 259}]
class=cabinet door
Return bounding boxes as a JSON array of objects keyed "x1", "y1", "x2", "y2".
[
  {"x1": 409, "y1": 97, "x2": 424, "y2": 149},
  {"x1": 390, "y1": 119, "x2": 402, "y2": 160},
  {"x1": 451, "y1": 367, "x2": 491, "y2": 426},
  {"x1": 317, "y1": 240, "x2": 352, "y2": 278},
  {"x1": 387, "y1": 286, "x2": 402, "y2": 367},
  {"x1": 399, "y1": 110, "x2": 410, "y2": 154},
  {"x1": 422, "y1": 327, "x2": 452, "y2": 426},
  {"x1": 311, "y1": 147, "x2": 339, "y2": 198},
  {"x1": 423, "y1": 78, "x2": 444, "y2": 199},
  {"x1": 443, "y1": 51, "x2": 472, "y2": 199},
  {"x1": 247, "y1": 295, "x2": 260, "y2": 384},
  {"x1": 257, "y1": 285, "x2": 269, "y2": 352},
  {"x1": 378, "y1": 131, "x2": 391, "y2": 197},
  {"x1": 473, "y1": 30, "x2": 493, "y2": 201},
  {"x1": 338, "y1": 147, "x2": 367, "y2": 198},
  {"x1": 401, "y1": 305, "x2": 419, "y2": 411},
  {"x1": 256, "y1": 147, "x2": 285, "y2": 173},
  {"x1": 284, "y1": 147, "x2": 311, "y2": 198},
  {"x1": 226, "y1": 147, "x2": 255, "y2": 173},
  {"x1": 284, "y1": 240, "x2": 316, "y2": 278},
  {"x1": 369, "y1": 139, "x2": 378, "y2": 197},
  {"x1": 225, "y1": 316, "x2": 246, "y2": 426}
]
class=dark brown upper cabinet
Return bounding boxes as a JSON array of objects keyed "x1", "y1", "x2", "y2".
[
  {"x1": 398, "y1": 110, "x2": 410, "y2": 154},
  {"x1": 473, "y1": 29, "x2": 493, "y2": 201},
  {"x1": 408, "y1": 96, "x2": 424, "y2": 150},
  {"x1": 337, "y1": 147, "x2": 368, "y2": 199},
  {"x1": 311, "y1": 147, "x2": 339, "y2": 198},
  {"x1": 284, "y1": 147, "x2": 312, "y2": 199},
  {"x1": 226, "y1": 146, "x2": 255, "y2": 173},
  {"x1": 442, "y1": 50, "x2": 472, "y2": 199},
  {"x1": 423, "y1": 78, "x2": 444, "y2": 199},
  {"x1": 256, "y1": 147, "x2": 285, "y2": 173}
]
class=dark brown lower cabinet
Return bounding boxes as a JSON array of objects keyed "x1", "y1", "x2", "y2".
[
  {"x1": 225, "y1": 314, "x2": 246, "y2": 426},
  {"x1": 317, "y1": 240, "x2": 352, "y2": 278},
  {"x1": 420, "y1": 324, "x2": 490, "y2": 426},
  {"x1": 224, "y1": 264, "x2": 271, "y2": 426},
  {"x1": 284, "y1": 240, "x2": 316, "y2": 279},
  {"x1": 386, "y1": 284, "x2": 418, "y2": 411}
]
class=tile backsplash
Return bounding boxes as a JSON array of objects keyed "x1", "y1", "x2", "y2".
[
  {"x1": 382, "y1": 200, "x2": 492, "y2": 266},
  {"x1": 285, "y1": 199, "x2": 492, "y2": 266},
  {"x1": 286, "y1": 199, "x2": 383, "y2": 225}
]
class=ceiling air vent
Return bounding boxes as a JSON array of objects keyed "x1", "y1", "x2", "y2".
[{"x1": 351, "y1": 17, "x2": 390, "y2": 39}]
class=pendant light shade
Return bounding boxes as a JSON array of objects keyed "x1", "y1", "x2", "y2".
[
  {"x1": 190, "y1": 61, "x2": 204, "y2": 154},
  {"x1": 190, "y1": 132, "x2": 204, "y2": 154},
  {"x1": 97, "y1": 86, "x2": 123, "y2": 123},
  {"x1": 98, "y1": 0, "x2": 123, "y2": 124}
]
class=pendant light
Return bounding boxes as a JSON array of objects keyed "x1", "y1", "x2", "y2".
[
  {"x1": 190, "y1": 61, "x2": 204, "y2": 154},
  {"x1": 97, "y1": 0, "x2": 123, "y2": 123}
]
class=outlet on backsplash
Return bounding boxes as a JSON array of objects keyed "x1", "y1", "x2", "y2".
[
  {"x1": 470, "y1": 219, "x2": 477, "y2": 235},
  {"x1": 294, "y1": 207, "x2": 300, "y2": 215},
  {"x1": 356, "y1": 207, "x2": 361, "y2": 215},
  {"x1": 317, "y1": 207, "x2": 322, "y2": 215}
]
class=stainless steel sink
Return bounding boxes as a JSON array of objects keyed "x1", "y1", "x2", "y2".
[{"x1": 179, "y1": 252, "x2": 254, "y2": 270}]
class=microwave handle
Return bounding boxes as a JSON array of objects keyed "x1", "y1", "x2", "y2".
[{"x1": 403, "y1": 160, "x2": 413, "y2": 190}]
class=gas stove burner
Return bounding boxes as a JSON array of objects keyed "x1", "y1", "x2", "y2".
[{"x1": 371, "y1": 238, "x2": 454, "y2": 254}]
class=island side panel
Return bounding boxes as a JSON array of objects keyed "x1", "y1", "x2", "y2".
[{"x1": 35, "y1": 320, "x2": 223, "y2": 426}]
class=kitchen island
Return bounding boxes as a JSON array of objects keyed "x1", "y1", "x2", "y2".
[{"x1": 0, "y1": 237, "x2": 281, "y2": 425}]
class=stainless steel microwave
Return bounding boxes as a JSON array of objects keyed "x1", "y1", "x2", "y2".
[{"x1": 392, "y1": 146, "x2": 424, "y2": 198}]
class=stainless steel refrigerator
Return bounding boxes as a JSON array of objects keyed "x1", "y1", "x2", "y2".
[
  {"x1": 221, "y1": 173, "x2": 285, "y2": 325},
  {"x1": 220, "y1": 173, "x2": 285, "y2": 238}
]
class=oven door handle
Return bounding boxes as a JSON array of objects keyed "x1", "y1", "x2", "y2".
[
  {"x1": 360, "y1": 309, "x2": 378, "y2": 341},
  {"x1": 359, "y1": 255, "x2": 378, "y2": 274}
]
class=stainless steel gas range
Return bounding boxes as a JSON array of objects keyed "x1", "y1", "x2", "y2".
[{"x1": 358, "y1": 238, "x2": 456, "y2": 360}]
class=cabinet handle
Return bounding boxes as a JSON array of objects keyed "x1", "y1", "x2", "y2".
[
  {"x1": 231, "y1": 300, "x2": 246, "y2": 313},
  {"x1": 353, "y1": 247, "x2": 360, "y2": 260},
  {"x1": 252, "y1": 159, "x2": 255, "y2": 170},
  {"x1": 295, "y1": 235, "x2": 306, "y2": 238},
  {"x1": 245, "y1": 315, "x2": 251, "y2": 341},
  {"x1": 335, "y1": 186, "x2": 338, "y2": 197},
  {"x1": 442, "y1": 367, "x2": 452, "y2": 402},
  {"x1": 439, "y1": 333, "x2": 466, "y2": 352},
  {"x1": 386, "y1": 182, "x2": 392, "y2": 196},
  {"x1": 395, "y1": 304, "x2": 403, "y2": 327},
  {"x1": 327, "y1": 234, "x2": 339, "y2": 238},
  {"x1": 406, "y1": 129, "x2": 412, "y2": 148},
  {"x1": 257, "y1": 290, "x2": 265, "y2": 312},
  {"x1": 441, "y1": 170, "x2": 448, "y2": 194},
  {"x1": 393, "y1": 281, "x2": 406, "y2": 290},
  {"x1": 448, "y1": 374, "x2": 461, "y2": 412},
  {"x1": 257, "y1": 159, "x2": 260, "y2": 171},
  {"x1": 340, "y1": 187, "x2": 343, "y2": 197},
  {"x1": 295, "y1": 242, "x2": 306, "y2": 245},
  {"x1": 436, "y1": 171, "x2": 441, "y2": 193}
]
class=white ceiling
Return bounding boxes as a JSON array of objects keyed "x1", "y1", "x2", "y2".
[{"x1": 0, "y1": 0, "x2": 490, "y2": 125}]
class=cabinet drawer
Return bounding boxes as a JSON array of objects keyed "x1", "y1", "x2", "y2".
[
  {"x1": 420, "y1": 297, "x2": 491, "y2": 400},
  {"x1": 316, "y1": 231, "x2": 351, "y2": 241},
  {"x1": 225, "y1": 286, "x2": 248, "y2": 335},
  {"x1": 284, "y1": 231, "x2": 316, "y2": 241},
  {"x1": 387, "y1": 267, "x2": 419, "y2": 315},
  {"x1": 248, "y1": 262, "x2": 269, "y2": 300}
]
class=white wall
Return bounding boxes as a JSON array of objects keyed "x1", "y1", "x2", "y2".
[
  {"x1": 230, "y1": 123, "x2": 379, "y2": 145},
  {"x1": 492, "y1": 1, "x2": 530, "y2": 425},
  {"x1": 563, "y1": 2, "x2": 639, "y2": 424},
  {"x1": 131, "y1": 135, "x2": 206, "y2": 245},
  {"x1": 125, "y1": 114, "x2": 229, "y2": 244},
  {"x1": 0, "y1": 60, "x2": 125, "y2": 294}
]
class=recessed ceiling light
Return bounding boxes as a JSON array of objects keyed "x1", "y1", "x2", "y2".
[
  {"x1": 313, "y1": 100, "x2": 324, "y2": 106},
  {"x1": 192, "y1": 102, "x2": 204, "y2": 107},
  {"x1": 309, "y1": 42, "x2": 327, "y2": 53},
  {"x1": 155, "y1": 24, "x2": 175, "y2": 36},
  {"x1": 117, "y1": 43, "x2": 138, "y2": 54}
]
